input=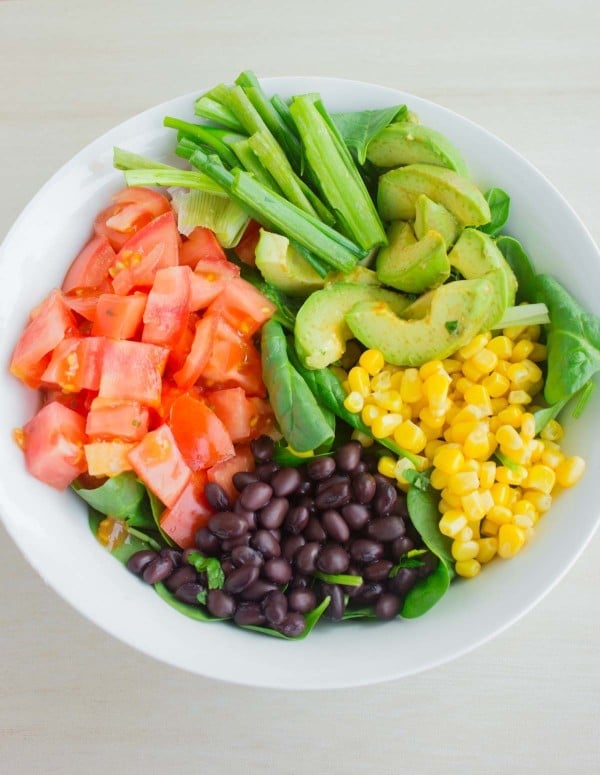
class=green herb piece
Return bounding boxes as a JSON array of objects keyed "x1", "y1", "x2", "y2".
[
  {"x1": 163, "y1": 117, "x2": 240, "y2": 168},
  {"x1": 242, "y1": 595, "x2": 331, "y2": 640},
  {"x1": 314, "y1": 571, "x2": 364, "y2": 587},
  {"x1": 389, "y1": 549, "x2": 427, "y2": 577},
  {"x1": 402, "y1": 468, "x2": 431, "y2": 492},
  {"x1": 332, "y1": 104, "x2": 407, "y2": 164},
  {"x1": 478, "y1": 188, "x2": 510, "y2": 237},
  {"x1": 186, "y1": 551, "x2": 225, "y2": 590},
  {"x1": 493, "y1": 449, "x2": 527, "y2": 473},
  {"x1": 445, "y1": 320, "x2": 459, "y2": 333},
  {"x1": 572, "y1": 380, "x2": 595, "y2": 419},
  {"x1": 154, "y1": 581, "x2": 224, "y2": 622}
]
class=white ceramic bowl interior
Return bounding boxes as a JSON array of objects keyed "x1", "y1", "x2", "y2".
[{"x1": 1, "y1": 78, "x2": 599, "y2": 689}]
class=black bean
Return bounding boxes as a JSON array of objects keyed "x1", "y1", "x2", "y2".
[
  {"x1": 316, "y1": 545, "x2": 350, "y2": 575},
  {"x1": 224, "y1": 564, "x2": 260, "y2": 594},
  {"x1": 321, "y1": 510, "x2": 350, "y2": 543},
  {"x1": 296, "y1": 495, "x2": 316, "y2": 514},
  {"x1": 353, "y1": 460, "x2": 369, "y2": 474},
  {"x1": 165, "y1": 565, "x2": 197, "y2": 592},
  {"x1": 126, "y1": 550, "x2": 158, "y2": 576},
  {"x1": 259, "y1": 497, "x2": 289, "y2": 529},
  {"x1": 391, "y1": 495, "x2": 410, "y2": 519},
  {"x1": 208, "y1": 512, "x2": 248, "y2": 540},
  {"x1": 271, "y1": 467, "x2": 302, "y2": 497},
  {"x1": 354, "y1": 581, "x2": 384, "y2": 604},
  {"x1": 335, "y1": 441, "x2": 362, "y2": 473},
  {"x1": 234, "y1": 602, "x2": 266, "y2": 627},
  {"x1": 250, "y1": 529, "x2": 281, "y2": 560},
  {"x1": 344, "y1": 564, "x2": 364, "y2": 598},
  {"x1": 232, "y1": 471, "x2": 259, "y2": 490},
  {"x1": 255, "y1": 460, "x2": 280, "y2": 482},
  {"x1": 194, "y1": 527, "x2": 221, "y2": 556},
  {"x1": 288, "y1": 587, "x2": 317, "y2": 614},
  {"x1": 375, "y1": 593, "x2": 401, "y2": 620},
  {"x1": 160, "y1": 548, "x2": 182, "y2": 567},
  {"x1": 373, "y1": 483, "x2": 398, "y2": 515},
  {"x1": 303, "y1": 516, "x2": 326, "y2": 543},
  {"x1": 350, "y1": 538, "x2": 384, "y2": 564},
  {"x1": 341, "y1": 503, "x2": 370, "y2": 531},
  {"x1": 388, "y1": 567, "x2": 418, "y2": 596},
  {"x1": 282, "y1": 534, "x2": 306, "y2": 561},
  {"x1": 290, "y1": 574, "x2": 310, "y2": 589},
  {"x1": 363, "y1": 559, "x2": 394, "y2": 583},
  {"x1": 233, "y1": 499, "x2": 257, "y2": 529},
  {"x1": 204, "y1": 482, "x2": 231, "y2": 512},
  {"x1": 278, "y1": 612, "x2": 306, "y2": 637},
  {"x1": 316, "y1": 473, "x2": 349, "y2": 494},
  {"x1": 231, "y1": 545, "x2": 263, "y2": 568},
  {"x1": 367, "y1": 516, "x2": 406, "y2": 543},
  {"x1": 294, "y1": 542, "x2": 321, "y2": 575},
  {"x1": 352, "y1": 472, "x2": 377, "y2": 504},
  {"x1": 142, "y1": 555, "x2": 174, "y2": 585},
  {"x1": 239, "y1": 481, "x2": 273, "y2": 511},
  {"x1": 221, "y1": 534, "x2": 251, "y2": 552},
  {"x1": 263, "y1": 557, "x2": 293, "y2": 585},
  {"x1": 306, "y1": 456, "x2": 336, "y2": 481},
  {"x1": 295, "y1": 479, "x2": 313, "y2": 496},
  {"x1": 268, "y1": 528, "x2": 282, "y2": 543},
  {"x1": 321, "y1": 583, "x2": 345, "y2": 621},
  {"x1": 262, "y1": 590, "x2": 288, "y2": 625},
  {"x1": 391, "y1": 536, "x2": 415, "y2": 559},
  {"x1": 221, "y1": 558, "x2": 235, "y2": 576},
  {"x1": 175, "y1": 583, "x2": 206, "y2": 606},
  {"x1": 251, "y1": 434, "x2": 274, "y2": 462},
  {"x1": 240, "y1": 579, "x2": 279, "y2": 601},
  {"x1": 314, "y1": 481, "x2": 351, "y2": 510},
  {"x1": 207, "y1": 589, "x2": 236, "y2": 618}
]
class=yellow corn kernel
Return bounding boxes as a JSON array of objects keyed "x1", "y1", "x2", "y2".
[
  {"x1": 419, "y1": 406, "x2": 447, "y2": 429},
  {"x1": 527, "y1": 439, "x2": 545, "y2": 463},
  {"x1": 419, "y1": 359, "x2": 447, "y2": 381},
  {"x1": 351, "y1": 429, "x2": 374, "y2": 448},
  {"x1": 540, "y1": 419, "x2": 564, "y2": 442},
  {"x1": 508, "y1": 389, "x2": 532, "y2": 405},
  {"x1": 343, "y1": 391, "x2": 364, "y2": 413},
  {"x1": 495, "y1": 465, "x2": 528, "y2": 485},
  {"x1": 463, "y1": 384, "x2": 492, "y2": 413},
  {"x1": 461, "y1": 359, "x2": 485, "y2": 383},
  {"x1": 438, "y1": 498, "x2": 452, "y2": 514},
  {"x1": 448, "y1": 470, "x2": 480, "y2": 496},
  {"x1": 510, "y1": 339, "x2": 535, "y2": 362},
  {"x1": 471, "y1": 348, "x2": 498, "y2": 375},
  {"x1": 458, "y1": 333, "x2": 491, "y2": 360},
  {"x1": 494, "y1": 359, "x2": 512, "y2": 378},
  {"x1": 486, "y1": 504, "x2": 513, "y2": 525},
  {"x1": 461, "y1": 458, "x2": 480, "y2": 473},
  {"x1": 457, "y1": 526, "x2": 474, "y2": 542},
  {"x1": 481, "y1": 518, "x2": 499, "y2": 536},
  {"x1": 524, "y1": 464, "x2": 556, "y2": 494},
  {"x1": 445, "y1": 403, "x2": 461, "y2": 424},
  {"x1": 529, "y1": 342, "x2": 547, "y2": 362},
  {"x1": 489, "y1": 397, "x2": 510, "y2": 416},
  {"x1": 441, "y1": 488, "x2": 462, "y2": 509},
  {"x1": 523, "y1": 490, "x2": 552, "y2": 513},
  {"x1": 507, "y1": 363, "x2": 531, "y2": 390},
  {"x1": 461, "y1": 490, "x2": 488, "y2": 522},
  {"x1": 442, "y1": 358, "x2": 462, "y2": 374},
  {"x1": 513, "y1": 513, "x2": 535, "y2": 530},
  {"x1": 425, "y1": 372, "x2": 451, "y2": 411},
  {"x1": 425, "y1": 439, "x2": 445, "y2": 461},
  {"x1": 468, "y1": 519, "x2": 481, "y2": 539},
  {"x1": 454, "y1": 377, "x2": 476, "y2": 395},
  {"x1": 503, "y1": 324, "x2": 527, "y2": 341},
  {"x1": 520, "y1": 413, "x2": 536, "y2": 440},
  {"x1": 491, "y1": 481, "x2": 512, "y2": 506},
  {"x1": 372, "y1": 390, "x2": 403, "y2": 412},
  {"x1": 393, "y1": 420, "x2": 427, "y2": 453},
  {"x1": 523, "y1": 324, "x2": 541, "y2": 342},
  {"x1": 377, "y1": 455, "x2": 397, "y2": 479},
  {"x1": 452, "y1": 538, "x2": 480, "y2": 562},
  {"x1": 455, "y1": 558, "x2": 481, "y2": 578},
  {"x1": 370, "y1": 369, "x2": 392, "y2": 391},
  {"x1": 477, "y1": 537, "x2": 498, "y2": 564},
  {"x1": 449, "y1": 420, "x2": 481, "y2": 444},
  {"x1": 513, "y1": 499, "x2": 539, "y2": 523},
  {"x1": 522, "y1": 359, "x2": 543, "y2": 384},
  {"x1": 399, "y1": 368, "x2": 423, "y2": 403},
  {"x1": 497, "y1": 405, "x2": 524, "y2": 428},
  {"x1": 443, "y1": 427, "x2": 455, "y2": 443},
  {"x1": 371, "y1": 412, "x2": 404, "y2": 439},
  {"x1": 451, "y1": 405, "x2": 486, "y2": 424},
  {"x1": 496, "y1": 424, "x2": 524, "y2": 452},
  {"x1": 433, "y1": 444, "x2": 465, "y2": 474},
  {"x1": 488, "y1": 335, "x2": 513, "y2": 359},
  {"x1": 555, "y1": 456, "x2": 586, "y2": 488},
  {"x1": 348, "y1": 366, "x2": 371, "y2": 397},
  {"x1": 541, "y1": 440, "x2": 565, "y2": 469},
  {"x1": 487, "y1": 432, "x2": 498, "y2": 457},
  {"x1": 394, "y1": 457, "x2": 416, "y2": 487},
  {"x1": 413, "y1": 454, "x2": 429, "y2": 472},
  {"x1": 497, "y1": 524, "x2": 526, "y2": 558},
  {"x1": 482, "y1": 372, "x2": 510, "y2": 398},
  {"x1": 342, "y1": 380, "x2": 350, "y2": 393},
  {"x1": 479, "y1": 461, "x2": 497, "y2": 490},
  {"x1": 420, "y1": 421, "x2": 445, "y2": 441},
  {"x1": 438, "y1": 509, "x2": 468, "y2": 537},
  {"x1": 361, "y1": 403, "x2": 384, "y2": 427},
  {"x1": 463, "y1": 425, "x2": 492, "y2": 460},
  {"x1": 359, "y1": 348, "x2": 385, "y2": 376}
]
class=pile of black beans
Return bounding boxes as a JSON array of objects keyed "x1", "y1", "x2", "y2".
[{"x1": 127, "y1": 437, "x2": 436, "y2": 637}]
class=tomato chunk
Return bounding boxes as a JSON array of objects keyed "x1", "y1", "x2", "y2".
[
  {"x1": 179, "y1": 227, "x2": 227, "y2": 267},
  {"x1": 127, "y1": 423, "x2": 191, "y2": 508},
  {"x1": 85, "y1": 398, "x2": 149, "y2": 442},
  {"x1": 233, "y1": 219, "x2": 261, "y2": 266},
  {"x1": 99, "y1": 340, "x2": 168, "y2": 408},
  {"x1": 142, "y1": 265, "x2": 191, "y2": 347},
  {"x1": 202, "y1": 317, "x2": 265, "y2": 396},
  {"x1": 84, "y1": 440, "x2": 135, "y2": 477},
  {"x1": 62, "y1": 235, "x2": 117, "y2": 293},
  {"x1": 92, "y1": 293, "x2": 147, "y2": 339},
  {"x1": 208, "y1": 387, "x2": 261, "y2": 443},
  {"x1": 94, "y1": 187, "x2": 171, "y2": 251},
  {"x1": 169, "y1": 393, "x2": 234, "y2": 471},
  {"x1": 21, "y1": 401, "x2": 87, "y2": 489},
  {"x1": 172, "y1": 314, "x2": 217, "y2": 389},
  {"x1": 159, "y1": 472, "x2": 213, "y2": 549},
  {"x1": 208, "y1": 276, "x2": 276, "y2": 337},
  {"x1": 41, "y1": 336, "x2": 104, "y2": 392},
  {"x1": 206, "y1": 445, "x2": 255, "y2": 504}
]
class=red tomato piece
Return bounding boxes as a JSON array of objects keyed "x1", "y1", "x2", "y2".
[
  {"x1": 206, "y1": 445, "x2": 255, "y2": 504},
  {"x1": 207, "y1": 387, "x2": 261, "y2": 443},
  {"x1": 94, "y1": 187, "x2": 171, "y2": 251},
  {"x1": 43, "y1": 388, "x2": 96, "y2": 416},
  {"x1": 63, "y1": 287, "x2": 108, "y2": 323},
  {"x1": 99, "y1": 339, "x2": 169, "y2": 408},
  {"x1": 201, "y1": 317, "x2": 265, "y2": 397},
  {"x1": 85, "y1": 397, "x2": 149, "y2": 442},
  {"x1": 165, "y1": 314, "x2": 197, "y2": 374},
  {"x1": 84, "y1": 440, "x2": 135, "y2": 477},
  {"x1": 159, "y1": 472, "x2": 213, "y2": 549},
  {"x1": 179, "y1": 227, "x2": 227, "y2": 268},
  {"x1": 127, "y1": 423, "x2": 191, "y2": 508},
  {"x1": 169, "y1": 393, "x2": 234, "y2": 471},
  {"x1": 62, "y1": 235, "x2": 117, "y2": 293},
  {"x1": 142, "y1": 265, "x2": 191, "y2": 347},
  {"x1": 188, "y1": 272, "x2": 227, "y2": 312},
  {"x1": 92, "y1": 293, "x2": 147, "y2": 339},
  {"x1": 207, "y1": 276, "x2": 276, "y2": 337},
  {"x1": 111, "y1": 211, "x2": 180, "y2": 295},
  {"x1": 233, "y1": 219, "x2": 261, "y2": 266},
  {"x1": 172, "y1": 314, "x2": 218, "y2": 389},
  {"x1": 194, "y1": 256, "x2": 239, "y2": 281},
  {"x1": 10, "y1": 290, "x2": 77, "y2": 388},
  {"x1": 21, "y1": 401, "x2": 87, "y2": 489},
  {"x1": 41, "y1": 336, "x2": 104, "y2": 392}
]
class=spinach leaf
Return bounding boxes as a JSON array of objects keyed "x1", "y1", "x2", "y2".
[
  {"x1": 332, "y1": 105, "x2": 408, "y2": 165},
  {"x1": 241, "y1": 595, "x2": 331, "y2": 639},
  {"x1": 154, "y1": 581, "x2": 224, "y2": 622},
  {"x1": 74, "y1": 473, "x2": 153, "y2": 529},
  {"x1": 341, "y1": 605, "x2": 378, "y2": 620},
  {"x1": 261, "y1": 319, "x2": 335, "y2": 452},
  {"x1": 402, "y1": 561, "x2": 452, "y2": 619},
  {"x1": 478, "y1": 188, "x2": 510, "y2": 237},
  {"x1": 496, "y1": 235, "x2": 538, "y2": 303},
  {"x1": 88, "y1": 508, "x2": 159, "y2": 564},
  {"x1": 147, "y1": 489, "x2": 177, "y2": 548},
  {"x1": 533, "y1": 397, "x2": 569, "y2": 435}
]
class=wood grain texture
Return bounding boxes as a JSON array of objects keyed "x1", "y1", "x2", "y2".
[{"x1": 1, "y1": 1, "x2": 599, "y2": 773}]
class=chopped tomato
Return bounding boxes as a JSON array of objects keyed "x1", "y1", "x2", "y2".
[
  {"x1": 179, "y1": 227, "x2": 227, "y2": 267},
  {"x1": 142, "y1": 265, "x2": 191, "y2": 347},
  {"x1": 233, "y1": 219, "x2": 261, "y2": 266},
  {"x1": 127, "y1": 423, "x2": 191, "y2": 508},
  {"x1": 91, "y1": 293, "x2": 147, "y2": 339},
  {"x1": 62, "y1": 236, "x2": 116, "y2": 293},
  {"x1": 201, "y1": 317, "x2": 265, "y2": 396},
  {"x1": 85, "y1": 398, "x2": 149, "y2": 442},
  {"x1": 208, "y1": 276, "x2": 275, "y2": 337},
  {"x1": 94, "y1": 187, "x2": 171, "y2": 251},
  {"x1": 43, "y1": 388, "x2": 96, "y2": 416},
  {"x1": 169, "y1": 393, "x2": 234, "y2": 471},
  {"x1": 99, "y1": 339, "x2": 169, "y2": 408},
  {"x1": 188, "y1": 272, "x2": 227, "y2": 312},
  {"x1": 10, "y1": 290, "x2": 77, "y2": 388},
  {"x1": 165, "y1": 314, "x2": 196, "y2": 374},
  {"x1": 21, "y1": 401, "x2": 87, "y2": 489},
  {"x1": 172, "y1": 314, "x2": 217, "y2": 389},
  {"x1": 206, "y1": 445, "x2": 255, "y2": 504},
  {"x1": 159, "y1": 471, "x2": 213, "y2": 549},
  {"x1": 84, "y1": 440, "x2": 135, "y2": 477},
  {"x1": 208, "y1": 387, "x2": 262, "y2": 443},
  {"x1": 63, "y1": 288, "x2": 108, "y2": 323},
  {"x1": 41, "y1": 336, "x2": 104, "y2": 392},
  {"x1": 194, "y1": 256, "x2": 239, "y2": 281}
]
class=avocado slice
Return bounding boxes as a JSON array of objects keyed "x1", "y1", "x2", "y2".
[
  {"x1": 255, "y1": 229, "x2": 325, "y2": 296},
  {"x1": 376, "y1": 226, "x2": 450, "y2": 294},
  {"x1": 448, "y1": 228, "x2": 517, "y2": 329},
  {"x1": 295, "y1": 282, "x2": 411, "y2": 369},
  {"x1": 346, "y1": 278, "x2": 495, "y2": 366},
  {"x1": 367, "y1": 122, "x2": 468, "y2": 176},
  {"x1": 324, "y1": 265, "x2": 381, "y2": 287},
  {"x1": 377, "y1": 163, "x2": 491, "y2": 227},
  {"x1": 414, "y1": 194, "x2": 460, "y2": 249}
]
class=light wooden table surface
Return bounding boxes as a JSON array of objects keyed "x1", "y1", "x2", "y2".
[{"x1": 1, "y1": 1, "x2": 599, "y2": 773}]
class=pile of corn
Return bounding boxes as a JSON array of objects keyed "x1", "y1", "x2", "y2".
[{"x1": 342, "y1": 325, "x2": 586, "y2": 578}]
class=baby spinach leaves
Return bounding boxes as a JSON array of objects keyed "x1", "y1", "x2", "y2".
[
  {"x1": 241, "y1": 595, "x2": 332, "y2": 640},
  {"x1": 154, "y1": 581, "x2": 224, "y2": 622},
  {"x1": 478, "y1": 188, "x2": 510, "y2": 237},
  {"x1": 332, "y1": 104, "x2": 408, "y2": 165},
  {"x1": 74, "y1": 472, "x2": 148, "y2": 525}
]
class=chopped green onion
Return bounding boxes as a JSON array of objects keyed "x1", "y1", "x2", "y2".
[
  {"x1": 123, "y1": 168, "x2": 226, "y2": 197},
  {"x1": 314, "y1": 572, "x2": 364, "y2": 587},
  {"x1": 494, "y1": 302, "x2": 550, "y2": 329},
  {"x1": 164, "y1": 117, "x2": 239, "y2": 168},
  {"x1": 113, "y1": 147, "x2": 174, "y2": 171},
  {"x1": 229, "y1": 137, "x2": 283, "y2": 191},
  {"x1": 169, "y1": 188, "x2": 249, "y2": 247}
]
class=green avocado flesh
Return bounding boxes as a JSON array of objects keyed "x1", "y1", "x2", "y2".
[
  {"x1": 377, "y1": 163, "x2": 491, "y2": 226},
  {"x1": 367, "y1": 122, "x2": 468, "y2": 176},
  {"x1": 255, "y1": 229, "x2": 325, "y2": 296},
  {"x1": 345, "y1": 278, "x2": 495, "y2": 366},
  {"x1": 295, "y1": 282, "x2": 411, "y2": 369},
  {"x1": 414, "y1": 194, "x2": 460, "y2": 248},
  {"x1": 376, "y1": 225, "x2": 450, "y2": 294}
]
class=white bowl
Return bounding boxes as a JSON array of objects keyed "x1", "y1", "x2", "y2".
[{"x1": 1, "y1": 78, "x2": 599, "y2": 690}]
